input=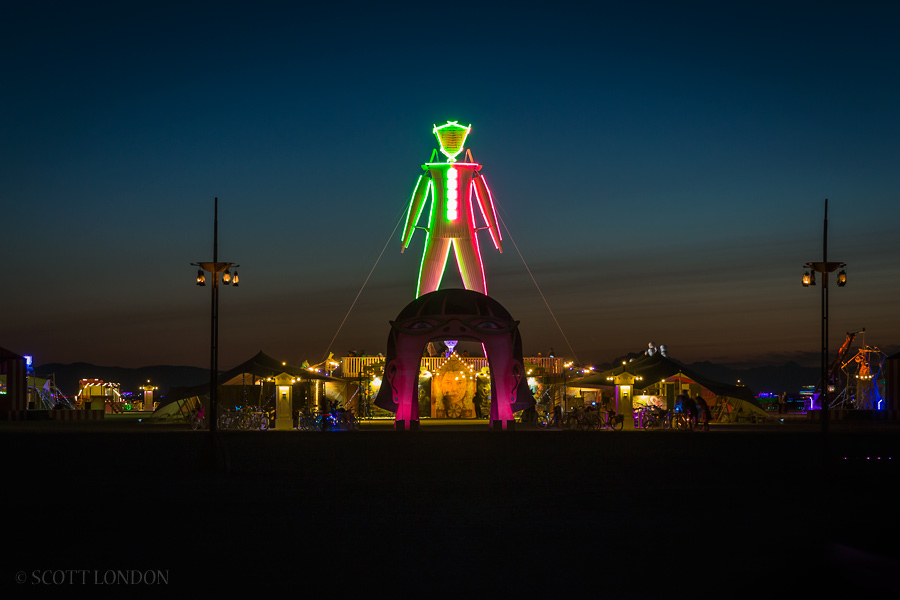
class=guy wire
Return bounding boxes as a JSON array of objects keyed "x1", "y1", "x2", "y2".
[
  {"x1": 323, "y1": 206, "x2": 406, "y2": 361},
  {"x1": 495, "y1": 204, "x2": 580, "y2": 365}
]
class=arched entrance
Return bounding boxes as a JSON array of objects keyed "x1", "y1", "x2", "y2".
[{"x1": 374, "y1": 289, "x2": 535, "y2": 429}]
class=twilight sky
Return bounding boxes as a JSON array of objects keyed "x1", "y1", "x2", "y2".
[{"x1": 3, "y1": 1, "x2": 899, "y2": 370}]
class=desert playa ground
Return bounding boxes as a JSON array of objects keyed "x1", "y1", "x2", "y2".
[{"x1": 3, "y1": 417, "x2": 898, "y2": 596}]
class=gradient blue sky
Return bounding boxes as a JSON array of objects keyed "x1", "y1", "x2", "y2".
[{"x1": 3, "y1": 1, "x2": 898, "y2": 369}]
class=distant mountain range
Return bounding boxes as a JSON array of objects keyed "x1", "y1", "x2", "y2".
[
  {"x1": 34, "y1": 359, "x2": 822, "y2": 399},
  {"x1": 34, "y1": 363, "x2": 209, "y2": 399},
  {"x1": 683, "y1": 360, "x2": 820, "y2": 395}
]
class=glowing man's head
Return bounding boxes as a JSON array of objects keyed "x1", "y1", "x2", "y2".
[{"x1": 433, "y1": 121, "x2": 471, "y2": 162}]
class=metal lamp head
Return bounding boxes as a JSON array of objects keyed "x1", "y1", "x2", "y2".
[
  {"x1": 196, "y1": 270, "x2": 206, "y2": 286},
  {"x1": 837, "y1": 270, "x2": 847, "y2": 287}
]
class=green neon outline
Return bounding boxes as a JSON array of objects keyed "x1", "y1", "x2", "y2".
[
  {"x1": 433, "y1": 121, "x2": 471, "y2": 162},
  {"x1": 402, "y1": 175, "x2": 427, "y2": 247},
  {"x1": 415, "y1": 179, "x2": 438, "y2": 297}
]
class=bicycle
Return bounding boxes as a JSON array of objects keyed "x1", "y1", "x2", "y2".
[
  {"x1": 671, "y1": 410, "x2": 694, "y2": 431},
  {"x1": 190, "y1": 410, "x2": 208, "y2": 430},
  {"x1": 536, "y1": 409, "x2": 563, "y2": 429},
  {"x1": 642, "y1": 406, "x2": 671, "y2": 430},
  {"x1": 633, "y1": 405, "x2": 650, "y2": 429},
  {"x1": 598, "y1": 410, "x2": 624, "y2": 431},
  {"x1": 243, "y1": 406, "x2": 270, "y2": 430},
  {"x1": 562, "y1": 409, "x2": 583, "y2": 430},
  {"x1": 217, "y1": 407, "x2": 239, "y2": 430},
  {"x1": 297, "y1": 410, "x2": 355, "y2": 432},
  {"x1": 330, "y1": 410, "x2": 358, "y2": 431},
  {"x1": 217, "y1": 405, "x2": 270, "y2": 430},
  {"x1": 297, "y1": 412, "x2": 323, "y2": 431},
  {"x1": 567, "y1": 406, "x2": 603, "y2": 430}
]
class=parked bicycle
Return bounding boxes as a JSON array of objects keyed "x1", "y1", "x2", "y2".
[
  {"x1": 671, "y1": 408, "x2": 693, "y2": 431},
  {"x1": 190, "y1": 408, "x2": 207, "y2": 430},
  {"x1": 568, "y1": 405, "x2": 600, "y2": 430},
  {"x1": 217, "y1": 405, "x2": 270, "y2": 430},
  {"x1": 598, "y1": 409, "x2": 624, "y2": 431},
  {"x1": 297, "y1": 411, "x2": 329, "y2": 431},
  {"x1": 640, "y1": 405, "x2": 671, "y2": 430},
  {"x1": 536, "y1": 408, "x2": 562, "y2": 429},
  {"x1": 297, "y1": 409, "x2": 358, "y2": 432}
]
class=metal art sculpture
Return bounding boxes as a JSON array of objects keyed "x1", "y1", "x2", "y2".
[
  {"x1": 374, "y1": 289, "x2": 535, "y2": 430},
  {"x1": 401, "y1": 121, "x2": 503, "y2": 298}
]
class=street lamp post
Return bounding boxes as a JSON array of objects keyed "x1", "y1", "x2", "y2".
[
  {"x1": 192, "y1": 197, "x2": 239, "y2": 441},
  {"x1": 802, "y1": 198, "x2": 846, "y2": 438}
]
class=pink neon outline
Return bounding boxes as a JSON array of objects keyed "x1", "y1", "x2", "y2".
[
  {"x1": 426, "y1": 162, "x2": 480, "y2": 168},
  {"x1": 446, "y1": 167, "x2": 459, "y2": 221},
  {"x1": 472, "y1": 174, "x2": 502, "y2": 249},
  {"x1": 458, "y1": 183, "x2": 487, "y2": 293}
]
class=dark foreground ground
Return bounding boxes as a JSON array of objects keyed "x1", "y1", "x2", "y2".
[{"x1": 2, "y1": 419, "x2": 898, "y2": 597}]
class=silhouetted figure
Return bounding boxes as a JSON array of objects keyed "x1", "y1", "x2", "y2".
[
  {"x1": 695, "y1": 395, "x2": 710, "y2": 431},
  {"x1": 684, "y1": 394, "x2": 698, "y2": 429}
]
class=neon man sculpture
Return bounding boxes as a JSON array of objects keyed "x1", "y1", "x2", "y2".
[{"x1": 401, "y1": 121, "x2": 503, "y2": 298}]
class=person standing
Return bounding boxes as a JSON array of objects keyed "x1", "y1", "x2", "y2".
[
  {"x1": 684, "y1": 393, "x2": 698, "y2": 429},
  {"x1": 695, "y1": 394, "x2": 710, "y2": 431}
]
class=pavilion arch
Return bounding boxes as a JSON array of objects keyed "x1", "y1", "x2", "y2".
[{"x1": 374, "y1": 289, "x2": 535, "y2": 429}]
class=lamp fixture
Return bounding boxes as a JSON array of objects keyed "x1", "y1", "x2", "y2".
[
  {"x1": 837, "y1": 270, "x2": 847, "y2": 287},
  {"x1": 196, "y1": 270, "x2": 206, "y2": 286}
]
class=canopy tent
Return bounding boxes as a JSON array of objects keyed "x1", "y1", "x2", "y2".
[
  {"x1": 569, "y1": 351, "x2": 768, "y2": 422},
  {"x1": 149, "y1": 351, "x2": 348, "y2": 424}
]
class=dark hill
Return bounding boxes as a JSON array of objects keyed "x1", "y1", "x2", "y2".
[
  {"x1": 34, "y1": 363, "x2": 210, "y2": 399},
  {"x1": 685, "y1": 360, "x2": 819, "y2": 394}
]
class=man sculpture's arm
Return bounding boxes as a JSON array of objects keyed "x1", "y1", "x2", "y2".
[
  {"x1": 401, "y1": 174, "x2": 432, "y2": 253},
  {"x1": 472, "y1": 173, "x2": 503, "y2": 253}
]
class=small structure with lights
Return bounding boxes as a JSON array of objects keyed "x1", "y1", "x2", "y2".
[
  {"x1": 139, "y1": 380, "x2": 158, "y2": 411},
  {"x1": 76, "y1": 379, "x2": 123, "y2": 413},
  {"x1": 374, "y1": 289, "x2": 535, "y2": 430}
]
